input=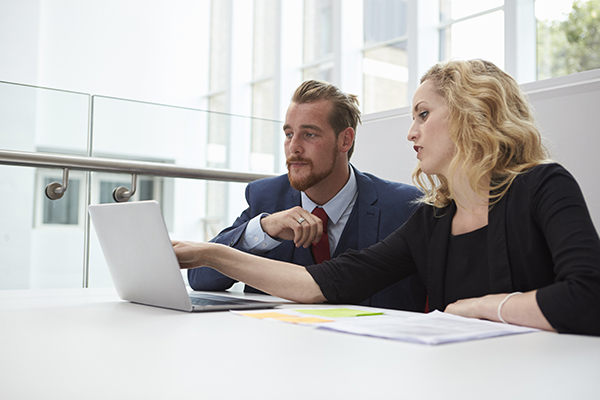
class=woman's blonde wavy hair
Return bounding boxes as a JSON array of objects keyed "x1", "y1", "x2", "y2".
[{"x1": 413, "y1": 59, "x2": 551, "y2": 208}]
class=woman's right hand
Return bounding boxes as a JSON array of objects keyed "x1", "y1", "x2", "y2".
[{"x1": 171, "y1": 240, "x2": 212, "y2": 269}]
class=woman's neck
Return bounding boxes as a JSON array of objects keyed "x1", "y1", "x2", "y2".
[{"x1": 450, "y1": 171, "x2": 490, "y2": 236}]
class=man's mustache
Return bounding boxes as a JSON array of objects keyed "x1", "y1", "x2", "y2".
[{"x1": 286, "y1": 156, "x2": 313, "y2": 167}]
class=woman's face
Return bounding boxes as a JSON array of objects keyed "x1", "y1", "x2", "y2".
[{"x1": 407, "y1": 79, "x2": 455, "y2": 177}]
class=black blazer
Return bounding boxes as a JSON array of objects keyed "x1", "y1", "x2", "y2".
[{"x1": 308, "y1": 163, "x2": 600, "y2": 335}]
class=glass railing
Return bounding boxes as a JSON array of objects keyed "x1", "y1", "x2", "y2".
[{"x1": 0, "y1": 81, "x2": 283, "y2": 290}]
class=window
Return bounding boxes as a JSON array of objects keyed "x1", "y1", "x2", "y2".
[
  {"x1": 42, "y1": 176, "x2": 80, "y2": 225},
  {"x1": 98, "y1": 178, "x2": 159, "y2": 204},
  {"x1": 209, "y1": 0, "x2": 231, "y2": 95},
  {"x1": 206, "y1": 94, "x2": 229, "y2": 238},
  {"x1": 35, "y1": 169, "x2": 86, "y2": 228},
  {"x1": 207, "y1": 0, "x2": 231, "y2": 169},
  {"x1": 439, "y1": 0, "x2": 505, "y2": 69},
  {"x1": 90, "y1": 171, "x2": 172, "y2": 230},
  {"x1": 253, "y1": 0, "x2": 277, "y2": 80},
  {"x1": 251, "y1": 0, "x2": 278, "y2": 173},
  {"x1": 204, "y1": 0, "x2": 233, "y2": 238},
  {"x1": 303, "y1": 0, "x2": 334, "y2": 82},
  {"x1": 251, "y1": 80, "x2": 278, "y2": 172},
  {"x1": 363, "y1": 0, "x2": 409, "y2": 113},
  {"x1": 536, "y1": 0, "x2": 600, "y2": 80},
  {"x1": 202, "y1": 0, "x2": 600, "y2": 121}
]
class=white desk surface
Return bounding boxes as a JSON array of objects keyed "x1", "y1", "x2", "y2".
[{"x1": 1, "y1": 288, "x2": 599, "y2": 400}]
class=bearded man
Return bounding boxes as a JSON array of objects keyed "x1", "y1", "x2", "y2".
[{"x1": 188, "y1": 80, "x2": 425, "y2": 311}]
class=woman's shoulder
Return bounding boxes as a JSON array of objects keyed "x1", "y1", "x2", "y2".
[
  {"x1": 508, "y1": 162, "x2": 583, "y2": 205},
  {"x1": 520, "y1": 162, "x2": 570, "y2": 179},
  {"x1": 513, "y1": 162, "x2": 575, "y2": 188}
]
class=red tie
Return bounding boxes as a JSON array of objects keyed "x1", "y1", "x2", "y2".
[{"x1": 311, "y1": 207, "x2": 330, "y2": 264}]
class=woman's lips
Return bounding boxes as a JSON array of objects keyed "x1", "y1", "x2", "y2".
[{"x1": 414, "y1": 146, "x2": 423, "y2": 158}]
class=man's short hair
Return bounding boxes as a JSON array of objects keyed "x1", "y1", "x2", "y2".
[{"x1": 291, "y1": 80, "x2": 361, "y2": 159}]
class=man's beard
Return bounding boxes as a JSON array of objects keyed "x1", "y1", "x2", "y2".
[{"x1": 286, "y1": 150, "x2": 338, "y2": 192}]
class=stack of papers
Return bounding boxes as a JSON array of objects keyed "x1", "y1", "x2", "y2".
[
  {"x1": 233, "y1": 308, "x2": 538, "y2": 345},
  {"x1": 319, "y1": 310, "x2": 538, "y2": 345}
]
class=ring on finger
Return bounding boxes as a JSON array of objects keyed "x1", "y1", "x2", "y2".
[{"x1": 297, "y1": 217, "x2": 306, "y2": 225}]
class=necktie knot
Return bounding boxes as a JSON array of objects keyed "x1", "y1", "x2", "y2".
[{"x1": 311, "y1": 207, "x2": 328, "y2": 229}]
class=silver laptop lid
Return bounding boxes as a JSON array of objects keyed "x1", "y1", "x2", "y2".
[{"x1": 89, "y1": 200, "x2": 195, "y2": 311}]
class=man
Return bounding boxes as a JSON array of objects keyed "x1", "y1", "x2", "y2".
[{"x1": 188, "y1": 80, "x2": 425, "y2": 311}]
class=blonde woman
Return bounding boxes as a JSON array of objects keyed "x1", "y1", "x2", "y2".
[{"x1": 174, "y1": 60, "x2": 600, "y2": 335}]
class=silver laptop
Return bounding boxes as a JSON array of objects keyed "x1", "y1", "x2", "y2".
[{"x1": 88, "y1": 200, "x2": 278, "y2": 312}]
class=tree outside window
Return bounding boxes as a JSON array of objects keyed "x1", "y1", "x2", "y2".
[{"x1": 537, "y1": 0, "x2": 600, "y2": 80}]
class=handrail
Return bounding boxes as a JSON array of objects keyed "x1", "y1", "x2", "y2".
[
  {"x1": 0, "y1": 149, "x2": 277, "y2": 183},
  {"x1": 1, "y1": 148, "x2": 279, "y2": 288}
]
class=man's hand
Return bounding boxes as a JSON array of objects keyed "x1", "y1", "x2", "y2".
[{"x1": 260, "y1": 206, "x2": 324, "y2": 248}]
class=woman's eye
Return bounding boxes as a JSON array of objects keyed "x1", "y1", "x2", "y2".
[{"x1": 419, "y1": 111, "x2": 429, "y2": 119}]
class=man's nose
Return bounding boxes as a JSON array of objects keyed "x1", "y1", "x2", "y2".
[{"x1": 288, "y1": 134, "x2": 303, "y2": 154}]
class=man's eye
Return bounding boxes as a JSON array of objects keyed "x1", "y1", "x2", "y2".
[
  {"x1": 306, "y1": 133, "x2": 316, "y2": 138},
  {"x1": 284, "y1": 132, "x2": 293, "y2": 139}
]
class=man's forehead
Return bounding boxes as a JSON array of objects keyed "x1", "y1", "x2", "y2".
[
  {"x1": 284, "y1": 100, "x2": 332, "y2": 127},
  {"x1": 283, "y1": 123, "x2": 324, "y2": 132}
]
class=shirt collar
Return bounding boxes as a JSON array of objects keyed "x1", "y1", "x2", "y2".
[{"x1": 301, "y1": 165, "x2": 358, "y2": 225}]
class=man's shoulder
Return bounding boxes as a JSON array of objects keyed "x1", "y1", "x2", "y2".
[
  {"x1": 246, "y1": 173, "x2": 297, "y2": 204},
  {"x1": 248, "y1": 173, "x2": 291, "y2": 190},
  {"x1": 355, "y1": 169, "x2": 421, "y2": 197}
]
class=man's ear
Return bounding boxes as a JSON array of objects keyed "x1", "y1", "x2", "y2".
[{"x1": 338, "y1": 127, "x2": 355, "y2": 153}]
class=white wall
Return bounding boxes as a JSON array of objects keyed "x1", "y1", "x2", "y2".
[
  {"x1": 0, "y1": 0, "x2": 210, "y2": 108},
  {"x1": 0, "y1": 0, "x2": 40, "y2": 85},
  {"x1": 524, "y1": 70, "x2": 600, "y2": 228},
  {"x1": 352, "y1": 68, "x2": 600, "y2": 229}
]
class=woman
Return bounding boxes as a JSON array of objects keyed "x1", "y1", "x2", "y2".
[{"x1": 174, "y1": 60, "x2": 600, "y2": 335}]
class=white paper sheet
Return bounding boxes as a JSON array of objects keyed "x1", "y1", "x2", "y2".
[{"x1": 318, "y1": 310, "x2": 539, "y2": 345}]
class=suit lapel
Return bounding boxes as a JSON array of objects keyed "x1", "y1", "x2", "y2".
[
  {"x1": 488, "y1": 196, "x2": 513, "y2": 293},
  {"x1": 288, "y1": 184, "x2": 315, "y2": 264},
  {"x1": 353, "y1": 167, "x2": 380, "y2": 249},
  {"x1": 288, "y1": 186, "x2": 301, "y2": 209},
  {"x1": 427, "y1": 204, "x2": 453, "y2": 311}
]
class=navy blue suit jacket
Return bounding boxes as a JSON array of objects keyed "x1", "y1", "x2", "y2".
[{"x1": 188, "y1": 165, "x2": 426, "y2": 311}]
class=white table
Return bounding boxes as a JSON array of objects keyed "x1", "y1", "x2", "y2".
[{"x1": 1, "y1": 288, "x2": 599, "y2": 400}]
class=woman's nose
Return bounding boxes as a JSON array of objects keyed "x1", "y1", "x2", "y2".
[{"x1": 407, "y1": 122, "x2": 418, "y2": 142}]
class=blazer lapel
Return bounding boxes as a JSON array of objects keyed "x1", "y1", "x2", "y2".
[
  {"x1": 427, "y1": 204, "x2": 454, "y2": 311},
  {"x1": 487, "y1": 196, "x2": 513, "y2": 293},
  {"x1": 288, "y1": 186, "x2": 301, "y2": 209},
  {"x1": 283, "y1": 184, "x2": 314, "y2": 264},
  {"x1": 353, "y1": 167, "x2": 380, "y2": 249}
]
